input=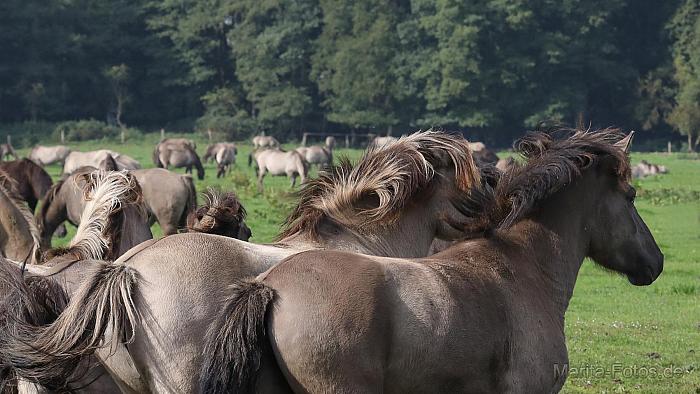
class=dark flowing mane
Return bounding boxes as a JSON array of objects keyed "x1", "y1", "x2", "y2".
[
  {"x1": 457, "y1": 128, "x2": 632, "y2": 233},
  {"x1": 278, "y1": 131, "x2": 481, "y2": 240}
]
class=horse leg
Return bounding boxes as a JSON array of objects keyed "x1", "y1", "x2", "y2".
[
  {"x1": 289, "y1": 173, "x2": 297, "y2": 188},
  {"x1": 258, "y1": 169, "x2": 266, "y2": 193}
]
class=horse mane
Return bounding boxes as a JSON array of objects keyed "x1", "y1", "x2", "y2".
[
  {"x1": 187, "y1": 188, "x2": 247, "y2": 236},
  {"x1": 278, "y1": 130, "x2": 481, "y2": 240},
  {"x1": 52, "y1": 170, "x2": 143, "y2": 261},
  {"x1": 0, "y1": 170, "x2": 42, "y2": 264},
  {"x1": 456, "y1": 127, "x2": 632, "y2": 233},
  {"x1": 38, "y1": 177, "x2": 66, "y2": 228}
]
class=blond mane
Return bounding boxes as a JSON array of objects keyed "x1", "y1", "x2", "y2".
[{"x1": 279, "y1": 130, "x2": 481, "y2": 239}]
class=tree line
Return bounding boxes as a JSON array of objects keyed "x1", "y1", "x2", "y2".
[{"x1": 1, "y1": 0, "x2": 698, "y2": 149}]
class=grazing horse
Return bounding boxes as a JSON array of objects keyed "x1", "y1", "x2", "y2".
[
  {"x1": 202, "y1": 129, "x2": 664, "y2": 394},
  {"x1": 295, "y1": 145, "x2": 332, "y2": 169},
  {"x1": 152, "y1": 138, "x2": 197, "y2": 166},
  {"x1": 0, "y1": 143, "x2": 18, "y2": 161},
  {"x1": 203, "y1": 142, "x2": 237, "y2": 163},
  {"x1": 187, "y1": 188, "x2": 251, "y2": 241},
  {"x1": 0, "y1": 159, "x2": 53, "y2": 212},
  {"x1": 252, "y1": 149, "x2": 308, "y2": 190},
  {"x1": 0, "y1": 171, "x2": 41, "y2": 265},
  {"x1": 27, "y1": 145, "x2": 72, "y2": 166},
  {"x1": 252, "y1": 135, "x2": 280, "y2": 150},
  {"x1": 154, "y1": 143, "x2": 205, "y2": 180},
  {"x1": 38, "y1": 167, "x2": 194, "y2": 243},
  {"x1": 215, "y1": 145, "x2": 237, "y2": 178},
  {"x1": 0, "y1": 169, "x2": 152, "y2": 393},
  {"x1": 63, "y1": 150, "x2": 140, "y2": 174},
  {"x1": 0, "y1": 131, "x2": 490, "y2": 392}
]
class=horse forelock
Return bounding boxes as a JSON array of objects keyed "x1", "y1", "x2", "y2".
[
  {"x1": 278, "y1": 130, "x2": 481, "y2": 240},
  {"x1": 67, "y1": 170, "x2": 144, "y2": 260},
  {"x1": 188, "y1": 188, "x2": 246, "y2": 234},
  {"x1": 453, "y1": 127, "x2": 632, "y2": 234}
]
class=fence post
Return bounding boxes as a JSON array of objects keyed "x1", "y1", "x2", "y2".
[
  {"x1": 667, "y1": 141, "x2": 672, "y2": 154},
  {"x1": 61, "y1": 129, "x2": 65, "y2": 144},
  {"x1": 6, "y1": 135, "x2": 10, "y2": 145},
  {"x1": 301, "y1": 132, "x2": 308, "y2": 146},
  {"x1": 208, "y1": 129, "x2": 213, "y2": 142},
  {"x1": 345, "y1": 134, "x2": 350, "y2": 148},
  {"x1": 160, "y1": 128, "x2": 165, "y2": 141},
  {"x1": 120, "y1": 128, "x2": 125, "y2": 144}
]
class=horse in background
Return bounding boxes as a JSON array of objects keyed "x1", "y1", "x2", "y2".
[
  {"x1": 28, "y1": 145, "x2": 72, "y2": 166},
  {"x1": 0, "y1": 159, "x2": 53, "y2": 212}
]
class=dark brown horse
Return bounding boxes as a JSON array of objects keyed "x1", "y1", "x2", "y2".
[
  {"x1": 0, "y1": 159, "x2": 53, "y2": 212},
  {"x1": 200, "y1": 129, "x2": 664, "y2": 394}
]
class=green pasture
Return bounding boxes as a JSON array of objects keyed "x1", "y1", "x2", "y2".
[{"x1": 17, "y1": 134, "x2": 699, "y2": 393}]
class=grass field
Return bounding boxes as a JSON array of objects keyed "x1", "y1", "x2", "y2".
[{"x1": 17, "y1": 133, "x2": 699, "y2": 393}]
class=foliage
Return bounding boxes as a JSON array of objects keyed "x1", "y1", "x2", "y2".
[
  {"x1": 667, "y1": 0, "x2": 700, "y2": 151},
  {"x1": 0, "y1": 0, "x2": 696, "y2": 145},
  {"x1": 52, "y1": 119, "x2": 142, "y2": 142}
]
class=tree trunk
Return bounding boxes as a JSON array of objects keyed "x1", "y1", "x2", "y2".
[
  {"x1": 694, "y1": 134, "x2": 700, "y2": 152},
  {"x1": 688, "y1": 133, "x2": 694, "y2": 152}
]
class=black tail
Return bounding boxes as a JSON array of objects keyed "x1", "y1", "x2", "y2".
[{"x1": 199, "y1": 280, "x2": 275, "y2": 394}]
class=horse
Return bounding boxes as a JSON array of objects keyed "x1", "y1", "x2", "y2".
[
  {"x1": 152, "y1": 138, "x2": 197, "y2": 166},
  {"x1": 632, "y1": 160, "x2": 668, "y2": 179},
  {"x1": 0, "y1": 131, "x2": 489, "y2": 392},
  {"x1": 372, "y1": 135, "x2": 398, "y2": 147},
  {"x1": 0, "y1": 143, "x2": 18, "y2": 161},
  {"x1": 252, "y1": 135, "x2": 280, "y2": 150},
  {"x1": 63, "y1": 150, "x2": 140, "y2": 174},
  {"x1": 187, "y1": 188, "x2": 251, "y2": 241},
  {"x1": 295, "y1": 145, "x2": 332, "y2": 169},
  {"x1": 0, "y1": 159, "x2": 53, "y2": 212},
  {"x1": 0, "y1": 169, "x2": 152, "y2": 393},
  {"x1": 215, "y1": 145, "x2": 237, "y2": 178},
  {"x1": 202, "y1": 129, "x2": 664, "y2": 394},
  {"x1": 203, "y1": 142, "x2": 237, "y2": 163},
  {"x1": 27, "y1": 145, "x2": 72, "y2": 166},
  {"x1": 154, "y1": 143, "x2": 205, "y2": 180},
  {"x1": 469, "y1": 141, "x2": 500, "y2": 164},
  {"x1": 252, "y1": 148, "x2": 308, "y2": 190},
  {"x1": 0, "y1": 171, "x2": 41, "y2": 265},
  {"x1": 325, "y1": 136, "x2": 336, "y2": 150},
  {"x1": 37, "y1": 167, "x2": 195, "y2": 245}
]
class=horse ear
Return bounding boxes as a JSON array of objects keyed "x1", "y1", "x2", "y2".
[{"x1": 615, "y1": 131, "x2": 635, "y2": 153}]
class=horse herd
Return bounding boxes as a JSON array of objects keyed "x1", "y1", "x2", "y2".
[{"x1": 0, "y1": 128, "x2": 664, "y2": 393}]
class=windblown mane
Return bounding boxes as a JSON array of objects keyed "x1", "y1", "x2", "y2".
[
  {"x1": 56, "y1": 170, "x2": 143, "y2": 261},
  {"x1": 187, "y1": 188, "x2": 247, "y2": 235},
  {"x1": 0, "y1": 170, "x2": 41, "y2": 264},
  {"x1": 279, "y1": 130, "x2": 481, "y2": 239},
  {"x1": 457, "y1": 128, "x2": 631, "y2": 233}
]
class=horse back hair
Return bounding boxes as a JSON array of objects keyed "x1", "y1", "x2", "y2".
[{"x1": 199, "y1": 279, "x2": 276, "y2": 394}]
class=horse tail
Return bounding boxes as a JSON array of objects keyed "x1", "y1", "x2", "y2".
[
  {"x1": 0, "y1": 262, "x2": 138, "y2": 390},
  {"x1": 292, "y1": 151, "x2": 308, "y2": 181},
  {"x1": 179, "y1": 174, "x2": 197, "y2": 228},
  {"x1": 0, "y1": 261, "x2": 69, "y2": 389},
  {"x1": 199, "y1": 280, "x2": 276, "y2": 394},
  {"x1": 247, "y1": 151, "x2": 254, "y2": 167}
]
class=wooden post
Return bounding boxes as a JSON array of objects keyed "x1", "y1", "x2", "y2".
[
  {"x1": 207, "y1": 129, "x2": 213, "y2": 142},
  {"x1": 160, "y1": 128, "x2": 165, "y2": 141},
  {"x1": 61, "y1": 129, "x2": 65, "y2": 143},
  {"x1": 301, "y1": 132, "x2": 308, "y2": 146},
  {"x1": 345, "y1": 134, "x2": 350, "y2": 148},
  {"x1": 6, "y1": 135, "x2": 10, "y2": 145},
  {"x1": 350, "y1": 130, "x2": 356, "y2": 147},
  {"x1": 120, "y1": 128, "x2": 125, "y2": 144},
  {"x1": 667, "y1": 141, "x2": 672, "y2": 154}
]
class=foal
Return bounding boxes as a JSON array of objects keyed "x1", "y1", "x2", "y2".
[{"x1": 203, "y1": 129, "x2": 664, "y2": 393}]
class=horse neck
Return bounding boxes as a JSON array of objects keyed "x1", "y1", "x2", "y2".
[
  {"x1": 114, "y1": 206, "x2": 152, "y2": 258},
  {"x1": 284, "y1": 207, "x2": 435, "y2": 257},
  {"x1": 500, "y1": 173, "x2": 597, "y2": 318},
  {"x1": 40, "y1": 195, "x2": 67, "y2": 246}
]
